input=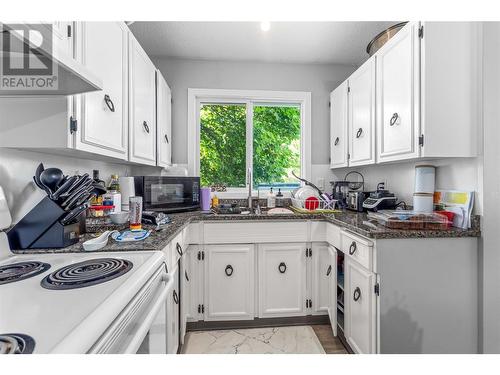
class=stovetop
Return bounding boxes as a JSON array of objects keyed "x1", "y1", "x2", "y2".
[{"x1": 0, "y1": 250, "x2": 165, "y2": 353}]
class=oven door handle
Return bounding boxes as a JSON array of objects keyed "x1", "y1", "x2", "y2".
[{"x1": 122, "y1": 272, "x2": 174, "y2": 354}]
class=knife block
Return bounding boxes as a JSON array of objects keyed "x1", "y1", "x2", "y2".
[{"x1": 7, "y1": 196, "x2": 81, "y2": 250}]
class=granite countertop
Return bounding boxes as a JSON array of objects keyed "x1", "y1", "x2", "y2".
[{"x1": 12, "y1": 210, "x2": 481, "y2": 254}]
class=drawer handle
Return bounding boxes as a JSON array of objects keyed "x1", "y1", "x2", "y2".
[
  {"x1": 143, "y1": 121, "x2": 150, "y2": 133},
  {"x1": 104, "y1": 94, "x2": 115, "y2": 112},
  {"x1": 349, "y1": 241, "x2": 357, "y2": 255},
  {"x1": 173, "y1": 290, "x2": 179, "y2": 304},
  {"x1": 334, "y1": 137, "x2": 339, "y2": 146},
  {"x1": 353, "y1": 287, "x2": 361, "y2": 302},
  {"x1": 278, "y1": 262, "x2": 287, "y2": 274},
  {"x1": 176, "y1": 242, "x2": 183, "y2": 256},
  {"x1": 164, "y1": 134, "x2": 169, "y2": 143},
  {"x1": 225, "y1": 264, "x2": 234, "y2": 277},
  {"x1": 326, "y1": 265, "x2": 332, "y2": 276},
  {"x1": 185, "y1": 270, "x2": 189, "y2": 282},
  {"x1": 390, "y1": 112, "x2": 399, "y2": 126},
  {"x1": 356, "y1": 128, "x2": 363, "y2": 138}
]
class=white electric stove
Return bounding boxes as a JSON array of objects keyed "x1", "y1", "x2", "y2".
[{"x1": 0, "y1": 233, "x2": 172, "y2": 354}]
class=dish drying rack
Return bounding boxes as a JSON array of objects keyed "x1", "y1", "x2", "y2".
[{"x1": 291, "y1": 197, "x2": 338, "y2": 212}]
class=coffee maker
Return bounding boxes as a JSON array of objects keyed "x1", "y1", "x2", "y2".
[{"x1": 331, "y1": 180, "x2": 349, "y2": 209}]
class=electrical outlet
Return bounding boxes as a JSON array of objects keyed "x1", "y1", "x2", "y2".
[{"x1": 317, "y1": 178, "x2": 325, "y2": 190}]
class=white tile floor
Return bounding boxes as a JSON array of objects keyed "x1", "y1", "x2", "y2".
[{"x1": 181, "y1": 326, "x2": 326, "y2": 354}]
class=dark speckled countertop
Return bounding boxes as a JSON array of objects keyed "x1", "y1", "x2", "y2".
[{"x1": 12, "y1": 210, "x2": 480, "y2": 254}]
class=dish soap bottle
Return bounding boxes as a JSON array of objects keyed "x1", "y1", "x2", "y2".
[
  {"x1": 276, "y1": 189, "x2": 284, "y2": 207},
  {"x1": 267, "y1": 188, "x2": 276, "y2": 208}
]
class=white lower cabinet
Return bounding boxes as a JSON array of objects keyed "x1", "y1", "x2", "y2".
[
  {"x1": 167, "y1": 265, "x2": 180, "y2": 354},
  {"x1": 204, "y1": 244, "x2": 255, "y2": 321},
  {"x1": 328, "y1": 246, "x2": 338, "y2": 336},
  {"x1": 311, "y1": 243, "x2": 331, "y2": 315},
  {"x1": 258, "y1": 243, "x2": 307, "y2": 318},
  {"x1": 345, "y1": 257, "x2": 376, "y2": 354}
]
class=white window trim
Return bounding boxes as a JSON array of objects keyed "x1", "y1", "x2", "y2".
[{"x1": 187, "y1": 88, "x2": 311, "y2": 197}]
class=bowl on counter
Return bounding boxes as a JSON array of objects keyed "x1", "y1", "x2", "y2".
[{"x1": 109, "y1": 211, "x2": 129, "y2": 225}]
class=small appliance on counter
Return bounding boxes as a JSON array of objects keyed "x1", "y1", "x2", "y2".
[
  {"x1": 362, "y1": 183, "x2": 398, "y2": 212},
  {"x1": 134, "y1": 176, "x2": 200, "y2": 213},
  {"x1": 347, "y1": 191, "x2": 371, "y2": 212}
]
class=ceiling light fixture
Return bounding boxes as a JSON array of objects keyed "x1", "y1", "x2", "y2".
[{"x1": 260, "y1": 21, "x2": 271, "y2": 32}]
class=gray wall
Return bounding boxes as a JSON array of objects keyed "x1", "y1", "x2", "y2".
[{"x1": 152, "y1": 57, "x2": 356, "y2": 165}]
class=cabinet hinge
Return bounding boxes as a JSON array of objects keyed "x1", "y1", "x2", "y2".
[
  {"x1": 309, "y1": 299, "x2": 312, "y2": 307},
  {"x1": 347, "y1": 153, "x2": 351, "y2": 160},
  {"x1": 69, "y1": 116, "x2": 77, "y2": 134},
  {"x1": 67, "y1": 24, "x2": 72, "y2": 38},
  {"x1": 306, "y1": 299, "x2": 309, "y2": 308},
  {"x1": 374, "y1": 283, "x2": 380, "y2": 296},
  {"x1": 347, "y1": 86, "x2": 351, "y2": 93},
  {"x1": 197, "y1": 251, "x2": 201, "y2": 261},
  {"x1": 198, "y1": 304, "x2": 201, "y2": 313},
  {"x1": 419, "y1": 25, "x2": 424, "y2": 39},
  {"x1": 171, "y1": 97, "x2": 173, "y2": 104},
  {"x1": 328, "y1": 101, "x2": 331, "y2": 108},
  {"x1": 202, "y1": 251, "x2": 205, "y2": 260},
  {"x1": 419, "y1": 134, "x2": 424, "y2": 147},
  {"x1": 308, "y1": 248, "x2": 312, "y2": 257},
  {"x1": 202, "y1": 304, "x2": 205, "y2": 314}
]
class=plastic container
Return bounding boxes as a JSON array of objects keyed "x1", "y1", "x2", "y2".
[
  {"x1": 368, "y1": 211, "x2": 452, "y2": 230},
  {"x1": 414, "y1": 165, "x2": 436, "y2": 194},
  {"x1": 200, "y1": 187, "x2": 211, "y2": 211}
]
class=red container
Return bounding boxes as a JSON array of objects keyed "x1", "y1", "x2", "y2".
[{"x1": 435, "y1": 211, "x2": 455, "y2": 227}]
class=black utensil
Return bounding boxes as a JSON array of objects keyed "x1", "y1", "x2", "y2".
[
  {"x1": 40, "y1": 168, "x2": 64, "y2": 194},
  {"x1": 90, "y1": 183, "x2": 107, "y2": 197},
  {"x1": 60, "y1": 174, "x2": 91, "y2": 199},
  {"x1": 60, "y1": 203, "x2": 89, "y2": 225},
  {"x1": 51, "y1": 175, "x2": 78, "y2": 201},
  {"x1": 32, "y1": 176, "x2": 45, "y2": 190},
  {"x1": 68, "y1": 186, "x2": 95, "y2": 211},
  {"x1": 61, "y1": 184, "x2": 91, "y2": 209},
  {"x1": 34, "y1": 163, "x2": 51, "y2": 196}
]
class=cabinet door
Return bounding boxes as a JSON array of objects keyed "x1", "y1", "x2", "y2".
[
  {"x1": 330, "y1": 81, "x2": 349, "y2": 168},
  {"x1": 129, "y1": 34, "x2": 157, "y2": 165},
  {"x1": 76, "y1": 22, "x2": 128, "y2": 160},
  {"x1": 180, "y1": 252, "x2": 189, "y2": 344},
  {"x1": 376, "y1": 22, "x2": 420, "y2": 162},
  {"x1": 167, "y1": 265, "x2": 180, "y2": 354},
  {"x1": 156, "y1": 70, "x2": 172, "y2": 167},
  {"x1": 345, "y1": 258, "x2": 376, "y2": 354},
  {"x1": 328, "y1": 246, "x2": 338, "y2": 336},
  {"x1": 204, "y1": 244, "x2": 254, "y2": 321},
  {"x1": 258, "y1": 243, "x2": 307, "y2": 318},
  {"x1": 348, "y1": 58, "x2": 376, "y2": 166},
  {"x1": 311, "y1": 243, "x2": 330, "y2": 315}
]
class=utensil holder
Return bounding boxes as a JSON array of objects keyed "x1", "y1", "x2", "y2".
[{"x1": 7, "y1": 196, "x2": 81, "y2": 250}]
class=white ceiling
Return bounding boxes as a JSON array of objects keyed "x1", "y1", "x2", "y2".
[{"x1": 129, "y1": 21, "x2": 399, "y2": 66}]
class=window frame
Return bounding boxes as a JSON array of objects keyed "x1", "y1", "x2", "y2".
[{"x1": 188, "y1": 88, "x2": 311, "y2": 197}]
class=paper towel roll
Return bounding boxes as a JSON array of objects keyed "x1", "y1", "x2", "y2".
[
  {"x1": 119, "y1": 177, "x2": 135, "y2": 211},
  {"x1": 414, "y1": 165, "x2": 435, "y2": 194}
]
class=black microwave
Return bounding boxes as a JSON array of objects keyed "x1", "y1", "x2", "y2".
[{"x1": 133, "y1": 176, "x2": 200, "y2": 213}]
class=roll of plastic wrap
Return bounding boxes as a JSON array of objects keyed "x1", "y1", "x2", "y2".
[{"x1": 414, "y1": 165, "x2": 435, "y2": 194}]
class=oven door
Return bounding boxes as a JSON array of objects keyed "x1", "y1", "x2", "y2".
[
  {"x1": 88, "y1": 264, "x2": 174, "y2": 354},
  {"x1": 142, "y1": 177, "x2": 200, "y2": 212}
]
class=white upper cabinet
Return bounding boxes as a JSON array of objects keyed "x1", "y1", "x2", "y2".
[
  {"x1": 376, "y1": 22, "x2": 419, "y2": 162},
  {"x1": 128, "y1": 33, "x2": 157, "y2": 165},
  {"x1": 348, "y1": 57, "x2": 376, "y2": 166},
  {"x1": 156, "y1": 70, "x2": 172, "y2": 167},
  {"x1": 330, "y1": 81, "x2": 349, "y2": 168},
  {"x1": 75, "y1": 22, "x2": 128, "y2": 160}
]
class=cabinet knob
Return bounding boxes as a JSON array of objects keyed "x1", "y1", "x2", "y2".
[
  {"x1": 164, "y1": 134, "x2": 169, "y2": 143},
  {"x1": 390, "y1": 112, "x2": 399, "y2": 126},
  {"x1": 143, "y1": 121, "x2": 150, "y2": 133},
  {"x1": 356, "y1": 128, "x2": 363, "y2": 138},
  {"x1": 349, "y1": 241, "x2": 357, "y2": 255},
  {"x1": 173, "y1": 290, "x2": 179, "y2": 304},
  {"x1": 278, "y1": 262, "x2": 287, "y2": 274},
  {"x1": 353, "y1": 287, "x2": 361, "y2": 301},
  {"x1": 334, "y1": 137, "x2": 339, "y2": 146},
  {"x1": 326, "y1": 265, "x2": 332, "y2": 276},
  {"x1": 225, "y1": 264, "x2": 234, "y2": 277},
  {"x1": 176, "y1": 242, "x2": 183, "y2": 256}
]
